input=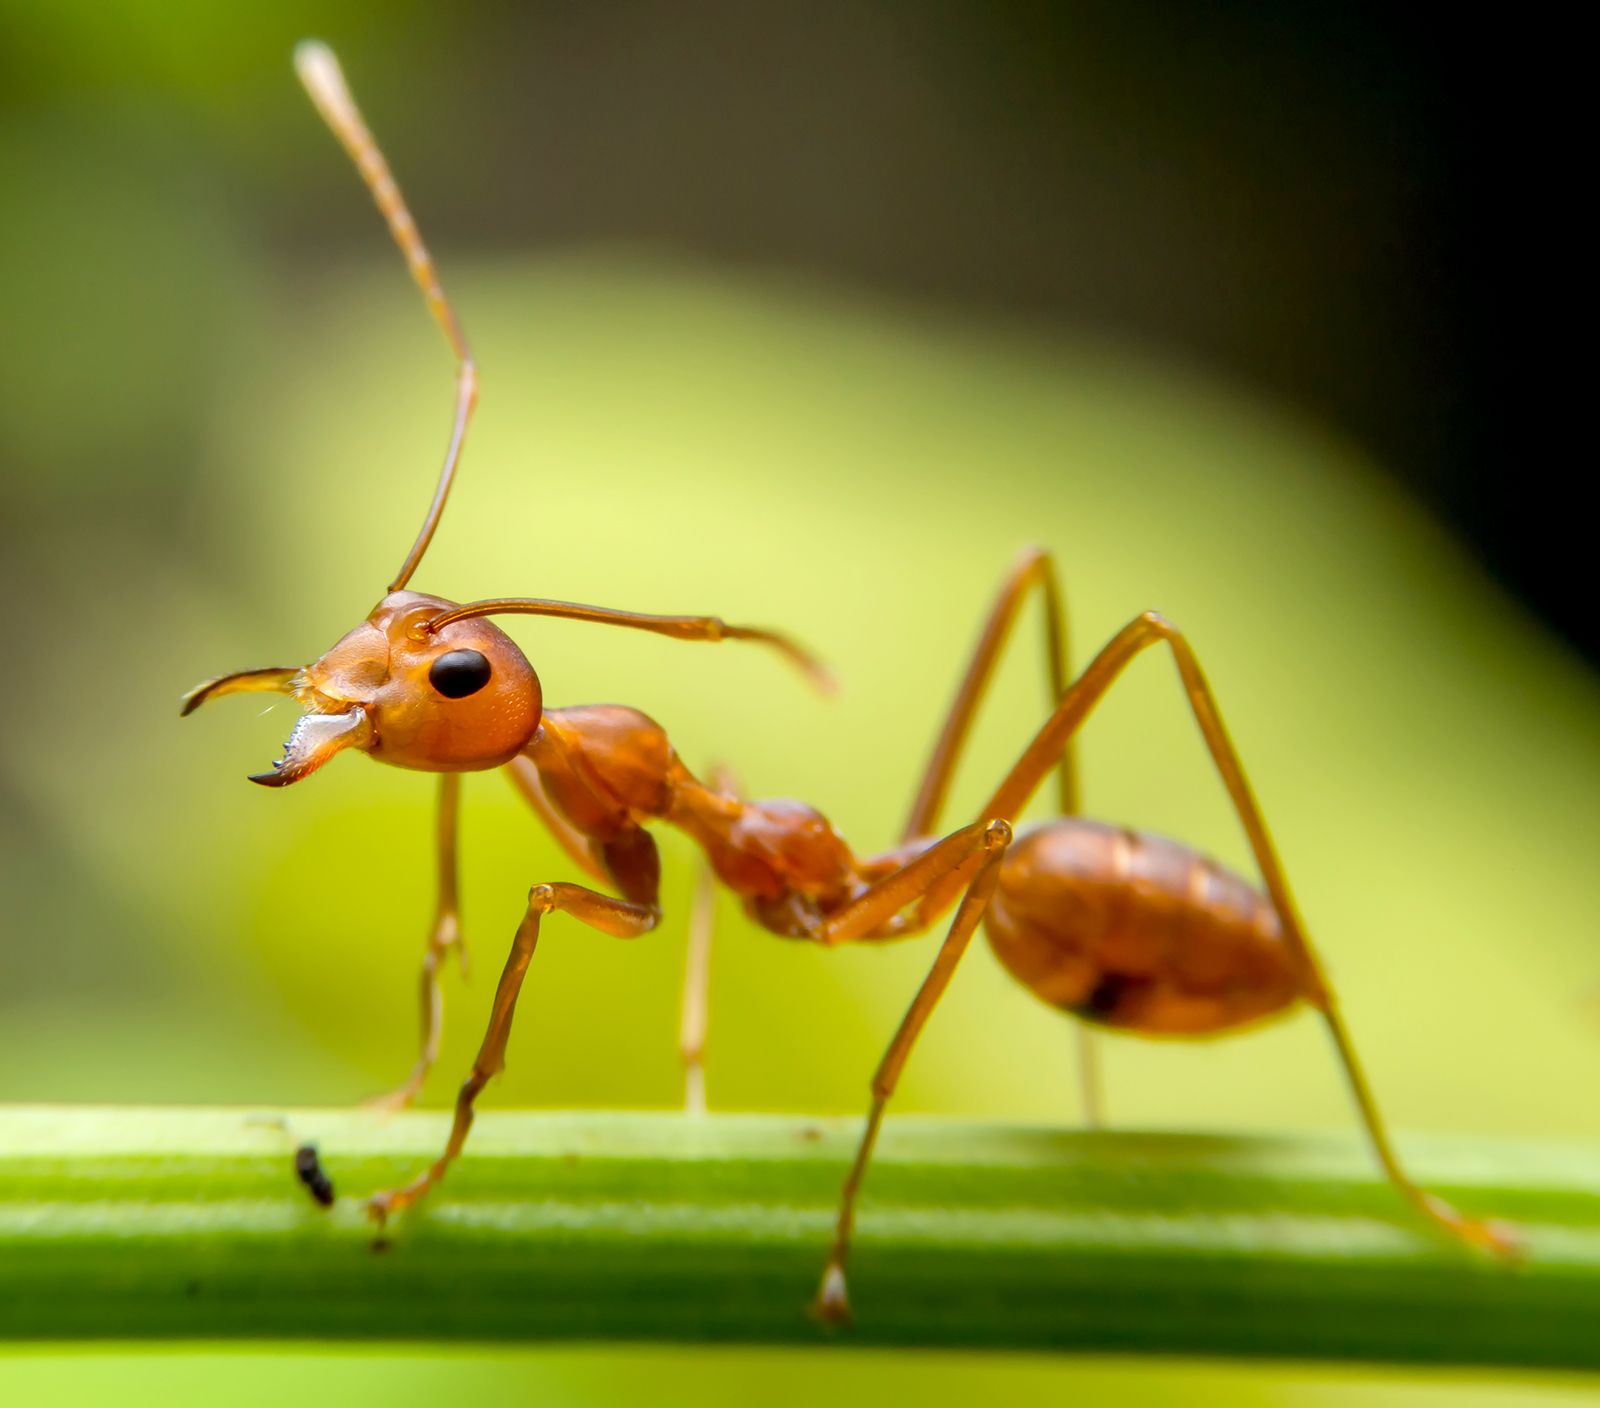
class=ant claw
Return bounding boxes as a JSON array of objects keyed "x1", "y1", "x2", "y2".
[
  {"x1": 1422, "y1": 1194, "x2": 1524, "y2": 1262},
  {"x1": 809, "y1": 1263, "x2": 853, "y2": 1328},
  {"x1": 1474, "y1": 1218, "x2": 1525, "y2": 1263},
  {"x1": 361, "y1": 1087, "x2": 413, "y2": 1119}
]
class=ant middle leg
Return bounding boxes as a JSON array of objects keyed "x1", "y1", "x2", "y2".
[
  {"x1": 367, "y1": 830, "x2": 662, "y2": 1224},
  {"x1": 680, "y1": 860, "x2": 716, "y2": 1116},
  {"x1": 975, "y1": 610, "x2": 1517, "y2": 1257},
  {"x1": 369, "y1": 773, "x2": 467, "y2": 1114},
  {"x1": 901, "y1": 547, "x2": 1102, "y2": 1126},
  {"x1": 679, "y1": 765, "x2": 740, "y2": 1115},
  {"x1": 902, "y1": 545, "x2": 1075, "y2": 839}
]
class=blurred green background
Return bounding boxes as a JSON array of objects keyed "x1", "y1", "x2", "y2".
[{"x1": 2, "y1": 2, "x2": 1596, "y2": 1405}]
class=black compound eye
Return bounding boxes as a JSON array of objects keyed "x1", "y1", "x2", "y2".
[{"x1": 428, "y1": 648, "x2": 492, "y2": 699}]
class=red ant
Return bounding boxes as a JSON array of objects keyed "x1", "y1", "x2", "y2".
[{"x1": 183, "y1": 41, "x2": 1517, "y2": 1324}]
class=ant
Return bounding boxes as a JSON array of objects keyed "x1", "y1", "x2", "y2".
[{"x1": 184, "y1": 41, "x2": 1518, "y2": 1324}]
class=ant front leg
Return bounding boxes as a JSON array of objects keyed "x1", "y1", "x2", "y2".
[
  {"x1": 506, "y1": 753, "x2": 715, "y2": 1113},
  {"x1": 369, "y1": 774, "x2": 466, "y2": 1114},
  {"x1": 903, "y1": 548, "x2": 1102, "y2": 1127},
  {"x1": 979, "y1": 610, "x2": 1519, "y2": 1259},
  {"x1": 367, "y1": 831, "x2": 662, "y2": 1225},
  {"x1": 503, "y1": 755, "x2": 611, "y2": 884}
]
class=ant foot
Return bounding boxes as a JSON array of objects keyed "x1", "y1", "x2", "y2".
[
  {"x1": 1423, "y1": 1193, "x2": 1524, "y2": 1262},
  {"x1": 361, "y1": 1087, "x2": 415, "y2": 1119},
  {"x1": 683, "y1": 1066, "x2": 707, "y2": 1117},
  {"x1": 809, "y1": 1262, "x2": 853, "y2": 1327},
  {"x1": 366, "y1": 1188, "x2": 409, "y2": 1227},
  {"x1": 1460, "y1": 1214, "x2": 1525, "y2": 1262}
]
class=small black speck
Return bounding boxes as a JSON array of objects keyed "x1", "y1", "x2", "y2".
[
  {"x1": 294, "y1": 1142, "x2": 336, "y2": 1208},
  {"x1": 185, "y1": 1279, "x2": 202, "y2": 1298}
]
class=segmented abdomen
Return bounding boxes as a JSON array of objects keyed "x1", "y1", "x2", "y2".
[{"x1": 983, "y1": 818, "x2": 1302, "y2": 1036}]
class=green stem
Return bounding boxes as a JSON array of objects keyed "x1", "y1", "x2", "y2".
[{"x1": 2, "y1": 1106, "x2": 1597, "y2": 1365}]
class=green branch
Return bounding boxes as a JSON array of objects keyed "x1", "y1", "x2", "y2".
[{"x1": 2, "y1": 1106, "x2": 1597, "y2": 1365}]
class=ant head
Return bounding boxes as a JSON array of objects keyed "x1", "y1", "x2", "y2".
[
  {"x1": 183, "y1": 592, "x2": 542, "y2": 787},
  {"x1": 181, "y1": 46, "x2": 828, "y2": 789},
  {"x1": 307, "y1": 591, "x2": 542, "y2": 778}
]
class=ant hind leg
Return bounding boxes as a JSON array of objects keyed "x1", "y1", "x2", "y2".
[
  {"x1": 981, "y1": 609, "x2": 1518, "y2": 1258},
  {"x1": 810, "y1": 817, "x2": 1014, "y2": 1324}
]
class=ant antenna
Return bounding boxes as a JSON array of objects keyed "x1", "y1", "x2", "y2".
[
  {"x1": 293, "y1": 44, "x2": 835, "y2": 698},
  {"x1": 427, "y1": 597, "x2": 837, "y2": 695},
  {"x1": 294, "y1": 40, "x2": 478, "y2": 593}
]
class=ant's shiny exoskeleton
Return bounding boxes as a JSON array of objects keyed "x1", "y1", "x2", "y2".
[{"x1": 184, "y1": 42, "x2": 1516, "y2": 1324}]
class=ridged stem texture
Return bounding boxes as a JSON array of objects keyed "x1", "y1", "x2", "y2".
[{"x1": 2, "y1": 1107, "x2": 1596, "y2": 1366}]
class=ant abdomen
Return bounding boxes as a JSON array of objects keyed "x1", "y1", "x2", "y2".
[{"x1": 984, "y1": 818, "x2": 1302, "y2": 1036}]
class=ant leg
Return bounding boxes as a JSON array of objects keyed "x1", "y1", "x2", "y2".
[
  {"x1": 812, "y1": 820, "x2": 1013, "y2": 1323},
  {"x1": 902, "y1": 546, "x2": 1076, "y2": 839},
  {"x1": 1074, "y1": 1024, "x2": 1103, "y2": 1130},
  {"x1": 507, "y1": 754, "x2": 715, "y2": 1107},
  {"x1": 368, "y1": 774, "x2": 465, "y2": 1114},
  {"x1": 971, "y1": 611, "x2": 1516, "y2": 1257},
  {"x1": 503, "y1": 755, "x2": 610, "y2": 883},
  {"x1": 680, "y1": 765, "x2": 739, "y2": 1115},
  {"x1": 680, "y1": 858, "x2": 716, "y2": 1115},
  {"x1": 367, "y1": 875, "x2": 660, "y2": 1224},
  {"x1": 900, "y1": 548, "x2": 1102, "y2": 1127}
]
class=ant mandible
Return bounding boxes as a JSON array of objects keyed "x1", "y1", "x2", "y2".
[{"x1": 183, "y1": 41, "x2": 1517, "y2": 1324}]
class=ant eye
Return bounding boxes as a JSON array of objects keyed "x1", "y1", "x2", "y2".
[{"x1": 428, "y1": 648, "x2": 492, "y2": 699}]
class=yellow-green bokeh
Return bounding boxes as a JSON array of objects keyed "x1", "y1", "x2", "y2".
[
  {"x1": 4, "y1": 1348, "x2": 1599, "y2": 1408},
  {"x1": 8, "y1": 257, "x2": 1598, "y2": 1134},
  {"x1": 6, "y1": 257, "x2": 1600, "y2": 1405}
]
